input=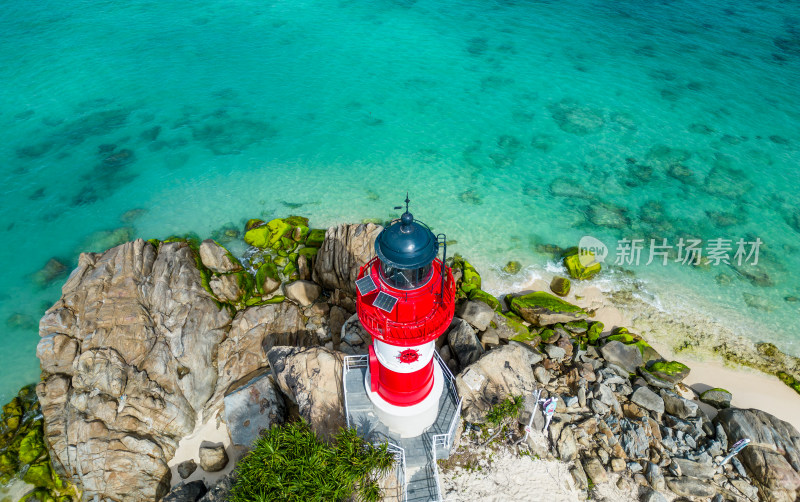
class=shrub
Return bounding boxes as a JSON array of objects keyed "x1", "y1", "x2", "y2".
[{"x1": 229, "y1": 421, "x2": 395, "y2": 502}]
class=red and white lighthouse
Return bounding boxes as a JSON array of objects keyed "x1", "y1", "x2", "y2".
[{"x1": 355, "y1": 199, "x2": 455, "y2": 437}]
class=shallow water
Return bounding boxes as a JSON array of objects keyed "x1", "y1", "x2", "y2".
[{"x1": 1, "y1": 0, "x2": 799, "y2": 401}]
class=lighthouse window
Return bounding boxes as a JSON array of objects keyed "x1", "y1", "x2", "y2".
[{"x1": 380, "y1": 263, "x2": 433, "y2": 290}]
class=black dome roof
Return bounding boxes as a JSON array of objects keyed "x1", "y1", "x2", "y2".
[{"x1": 375, "y1": 212, "x2": 438, "y2": 269}]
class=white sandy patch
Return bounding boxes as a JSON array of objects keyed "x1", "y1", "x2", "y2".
[
  {"x1": 441, "y1": 446, "x2": 579, "y2": 502},
  {"x1": 440, "y1": 442, "x2": 639, "y2": 502},
  {"x1": 168, "y1": 408, "x2": 247, "y2": 489}
]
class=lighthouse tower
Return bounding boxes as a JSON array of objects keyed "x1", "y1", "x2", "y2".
[{"x1": 355, "y1": 198, "x2": 455, "y2": 437}]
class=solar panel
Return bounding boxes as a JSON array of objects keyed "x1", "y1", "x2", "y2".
[
  {"x1": 372, "y1": 291, "x2": 398, "y2": 313},
  {"x1": 355, "y1": 275, "x2": 378, "y2": 296}
]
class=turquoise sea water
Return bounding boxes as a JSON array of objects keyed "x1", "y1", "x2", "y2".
[{"x1": 1, "y1": 0, "x2": 799, "y2": 402}]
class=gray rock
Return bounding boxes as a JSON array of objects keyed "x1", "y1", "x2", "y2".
[
  {"x1": 268, "y1": 346, "x2": 345, "y2": 440},
  {"x1": 666, "y1": 476, "x2": 716, "y2": 498},
  {"x1": 700, "y1": 388, "x2": 732, "y2": 409},
  {"x1": 631, "y1": 387, "x2": 665, "y2": 414},
  {"x1": 583, "y1": 458, "x2": 608, "y2": 484},
  {"x1": 646, "y1": 462, "x2": 665, "y2": 491},
  {"x1": 447, "y1": 318, "x2": 484, "y2": 368},
  {"x1": 591, "y1": 399, "x2": 610, "y2": 416},
  {"x1": 611, "y1": 458, "x2": 626, "y2": 472},
  {"x1": 558, "y1": 427, "x2": 578, "y2": 462},
  {"x1": 284, "y1": 280, "x2": 322, "y2": 307},
  {"x1": 715, "y1": 407, "x2": 800, "y2": 501},
  {"x1": 545, "y1": 344, "x2": 566, "y2": 360},
  {"x1": 639, "y1": 367, "x2": 675, "y2": 389},
  {"x1": 639, "y1": 487, "x2": 667, "y2": 502},
  {"x1": 199, "y1": 239, "x2": 242, "y2": 273},
  {"x1": 209, "y1": 273, "x2": 247, "y2": 302},
  {"x1": 671, "y1": 458, "x2": 716, "y2": 479},
  {"x1": 197, "y1": 472, "x2": 235, "y2": 502},
  {"x1": 162, "y1": 481, "x2": 208, "y2": 502},
  {"x1": 730, "y1": 478, "x2": 759, "y2": 501},
  {"x1": 715, "y1": 422, "x2": 728, "y2": 450},
  {"x1": 628, "y1": 462, "x2": 643, "y2": 473},
  {"x1": 600, "y1": 341, "x2": 644, "y2": 373},
  {"x1": 456, "y1": 300, "x2": 495, "y2": 332},
  {"x1": 177, "y1": 459, "x2": 197, "y2": 479},
  {"x1": 199, "y1": 444, "x2": 229, "y2": 472},
  {"x1": 534, "y1": 365, "x2": 552, "y2": 384},
  {"x1": 312, "y1": 223, "x2": 382, "y2": 295},
  {"x1": 341, "y1": 314, "x2": 371, "y2": 348},
  {"x1": 223, "y1": 372, "x2": 287, "y2": 447},
  {"x1": 570, "y1": 462, "x2": 589, "y2": 491},
  {"x1": 660, "y1": 390, "x2": 699, "y2": 419},
  {"x1": 455, "y1": 343, "x2": 539, "y2": 423},
  {"x1": 480, "y1": 328, "x2": 501, "y2": 348},
  {"x1": 215, "y1": 303, "x2": 308, "y2": 400}
]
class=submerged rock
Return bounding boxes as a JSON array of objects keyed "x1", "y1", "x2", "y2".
[
  {"x1": 502, "y1": 260, "x2": 521, "y2": 274},
  {"x1": 549, "y1": 99, "x2": 605, "y2": 135}
]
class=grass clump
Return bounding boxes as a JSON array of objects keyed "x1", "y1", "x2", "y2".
[
  {"x1": 485, "y1": 395, "x2": 523, "y2": 426},
  {"x1": 230, "y1": 421, "x2": 395, "y2": 502}
]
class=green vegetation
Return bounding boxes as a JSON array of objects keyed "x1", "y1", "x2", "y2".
[
  {"x1": 230, "y1": 421, "x2": 395, "y2": 502},
  {"x1": 485, "y1": 395, "x2": 523, "y2": 426}
]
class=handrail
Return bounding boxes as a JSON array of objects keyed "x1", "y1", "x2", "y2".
[
  {"x1": 343, "y1": 355, "x2": 406, "y2": 502},
  {"x1": 429, "y1": 351, "x2": 463, "y2": 501}
]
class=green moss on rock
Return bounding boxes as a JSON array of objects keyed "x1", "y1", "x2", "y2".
[
  {"x1": 777, "y1": 372, "x2": 800, "y2": 395},
  {"x1": 562, "y1": 247, "x2": 602, "y2": 280},
  {"x1": 538, "y1": 328, "x2": 556, "y2": 343},
  {"x1": 298, "y1": 247, "x2": 319, "y2": 260},
  {"x1": 586, "y1": 321, "x2": 604, "y2": 345},
  {"x1": 468, "y1": 289, "x2": 501, "y2": 311},
  {"x1": 245, "y1": 218, "x2": 293, "y2": 248},
  {"x1": 304, "y1": 229, "x2": 326, "y2": 248},
  {"x1": 245, "y1": 219, "x2": 265, "y2": 231},
  {"x1": 292, "y1": 225, "x2": 310, "y2": 242},
  {"x1": 550, "y1": 276, "x2": 571, "y2": 297},
  {"x1": 502, "y1": 261, "x2": 521, "y2": 274},
  {"x1": 508, "y1": 291, "x2": 587, "y2": 325}
]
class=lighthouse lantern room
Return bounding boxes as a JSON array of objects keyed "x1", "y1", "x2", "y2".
[{"x1": 355, "y1": 196, "x2": 456, "y2": 437}]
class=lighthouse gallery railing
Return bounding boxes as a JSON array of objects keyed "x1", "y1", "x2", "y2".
[{"x1": 343, "y1": 355, "x2": 407, "y2": 502}]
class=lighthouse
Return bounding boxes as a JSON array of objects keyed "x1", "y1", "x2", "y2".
[{"x1": 355, "y1": 197, "x2": 456, "y2": 437}]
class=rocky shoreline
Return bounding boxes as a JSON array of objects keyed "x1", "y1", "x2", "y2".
[{"x1": 1, "y1": 216, "x2": 799, "y2": 502}]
